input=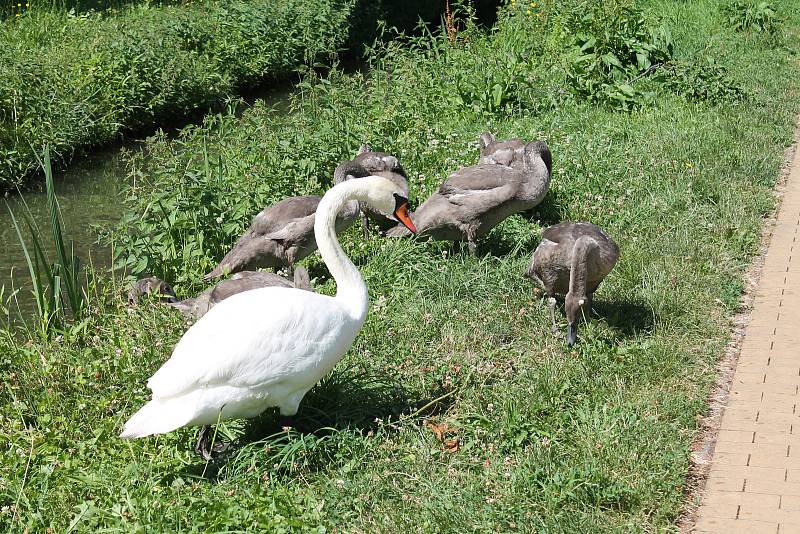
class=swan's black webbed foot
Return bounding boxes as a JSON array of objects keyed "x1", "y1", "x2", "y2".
[
  {"x1": 362, "y1": 214, "x2": 370, "y2": 240},
  {"x1": 195, "y1": 425, "x2": 231, "y2": 460}
]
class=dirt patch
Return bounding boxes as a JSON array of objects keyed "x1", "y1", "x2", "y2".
[{"x1": 676, "y1": 124, "x2": 800, "y2": 532}]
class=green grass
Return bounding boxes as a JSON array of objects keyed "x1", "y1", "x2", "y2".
[
  {"x1": 2, "y1": 0, "x2": 800, "y2": 531},
  {"x1": 0, "y1": 0, "x2": 491, "y2": 191},
  {"x1": 2, "y1": 1, "x2": 147, "y2": 19},
  {"x1": 0, "y1": 0, "x2": 354, "y2": 190}
]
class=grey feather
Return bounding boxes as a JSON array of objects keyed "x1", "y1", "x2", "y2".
[{"x1": 205, "y1": 196, "x2": 358, "y2": 279}]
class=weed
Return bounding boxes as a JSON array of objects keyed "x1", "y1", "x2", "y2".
[
  {"x1": 453, "y1": 49, "x2": 532, "y2": 114},
  {"x1": 660, "y1": 58, "x2": 746, "y2": 103},
  {"x1": 562, "y1": 0, "x2": 673, "y2": 110},
  {"x1": 722, "y1": 0, "x2": 783, "y2": 33},
  {"x1": 5, "y1": 147, "x2": 84, "y2": 335}
]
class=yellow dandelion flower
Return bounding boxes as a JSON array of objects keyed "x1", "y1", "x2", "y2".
[
  {"x1": 527, "y1": 9, "x2": 531, "y2": 14},
  {"x1": 17, "y1": 3, "x2": 21, "y2": 6}
]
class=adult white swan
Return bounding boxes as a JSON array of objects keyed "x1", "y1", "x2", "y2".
[{"x1": 120, "y1": 176, "x2": 417, "y2": 459}]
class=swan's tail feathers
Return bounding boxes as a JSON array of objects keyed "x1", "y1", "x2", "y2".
[{"x1": 120, "y1": 398, "x2": 194, "y2": 439}]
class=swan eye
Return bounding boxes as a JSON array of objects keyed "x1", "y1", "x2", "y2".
[{"x1": 393, "y1": 193, "x2": 410, "y2": 211}]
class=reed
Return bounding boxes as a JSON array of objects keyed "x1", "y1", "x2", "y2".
[{"x1": 5, "y1": 147, "x2": 84, "y2": 334}]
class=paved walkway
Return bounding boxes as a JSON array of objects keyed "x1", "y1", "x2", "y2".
[{"x1": 693, "y1": 144, "x2": 800, "y2": 533}]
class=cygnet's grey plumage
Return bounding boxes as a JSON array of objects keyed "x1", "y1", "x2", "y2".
[
  {"x1": 478, "y1": 132, "x2": 526, "y2": 169},
  {"x1": 169, "y1": 267, "x2": 312, "y2": 320},
  {"x1": 204, "y1": 195, "x2": 358, "y2": 280},
  {"x1": 334, "y1": 144, "x2": 409, "y2": 237},
  {"x1": 386, "y1": 140, "x2": 551, "y2": 253},
  {"x1": 128, "y1": 277, "x2": 177, "y2": 305},
  {"x1": 525, "y1": 222, "x2": 619, "y2": 346}
]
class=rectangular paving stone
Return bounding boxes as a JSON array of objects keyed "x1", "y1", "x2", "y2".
[
  {"x1": 754, "y1": 431, "x2": 800, "y2": 445},
  {"x1": 714, "y1": 442, "x2": 789, "y2": 458},
  {"x1": 719, "y1": 430, "x2": 757, "y2": 443},
  {"x1": 745, "y1": 479, "x2": 800, "y2": 497},
  {"x1": 785, "y1": 469, "x2": 800, "y2": 484},
  {"x1": 726, "y1": 400, "x2": 795, "y2": 415},
  {"x1": 709, "y1": 465, "x2": 786, "y2": 482},
  {"x1": 748, "y1": 453, "x2": 799, "y2": 470},
  {"x1": 780, "y1": 495, "x2": 800, "y2": 511},
  {"x1": 702, "y1": 491, "x2": 781, "y2": 523},
  {"x1": 693, "y1": 516, "x2": 778, "y2": 534},
  {"x1": 713, "y1": 452, "x2": 751, "y2": 467},
  {"x1": 706, "y1": 477, "x2": 746, "y2": 493}
]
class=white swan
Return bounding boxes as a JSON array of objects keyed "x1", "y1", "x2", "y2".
[{"x1": 120, "y1": 176, "x2": 417, "y2": 458}]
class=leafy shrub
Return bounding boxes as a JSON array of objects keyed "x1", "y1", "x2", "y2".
[
  {"x1": 721, "y1": 0, "x2": 782, "y2": 33},
  {"x1": 660, "y1": 59, "x2": 746, "y2": 103},
  {"x1": 562, "y1": 0, "x2": 673, "y2": 110},
  {"x1": 112, "y1": 108, "x2": 334, "y2": 289},
  {"x1": 453, "y1": 49, "x2": 533, "y2": 114}
]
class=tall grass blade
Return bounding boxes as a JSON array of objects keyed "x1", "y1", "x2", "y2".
[
  {"x1": 6, "y1": 204, "x2": 46, "y2": 321},
  {"x1": 28, "y1": 147, "x2": 85, "y2": 319},
  {"x1": 4, "y1": 146, "x2": 86, "y2": 333},
  {"x1": 26, "y1": 215, "x2": 58, "y2": 331},
  {"x1": 42, "y1": 147, "x2": 84, "y2": 317}
]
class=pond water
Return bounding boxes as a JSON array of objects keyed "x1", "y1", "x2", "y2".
[
  {"x1": 0, "y1": 83, "x2": 295, "y2": 325},
  {"x1": 0, "y1": 143, "x2": 133, "y2": 323}
]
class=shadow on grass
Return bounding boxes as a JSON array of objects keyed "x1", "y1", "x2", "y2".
[
  {"x1": 527, "y1": 193, "x2": 566, "y2": 228},
  {"x1": 593, "y1": 299, "x2": 655, "y2": 337},
  {"x1": 180, "y1": 368, "x2": 456, "y2": 479},
  {"x1": 479, "y1": 193, "x2": 566, "y2": 258},
  {"x1": 533, "y1": 295, "x2": 655, "y2": 341}
]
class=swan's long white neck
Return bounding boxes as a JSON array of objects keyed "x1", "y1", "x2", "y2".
[{"x1": 314, "y1": 181, "x2": 370, "y2": 321}]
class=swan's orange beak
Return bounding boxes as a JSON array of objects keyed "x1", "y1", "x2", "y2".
[{"x1": 394, "y1": 202, "x2": 417, "y2": 233}]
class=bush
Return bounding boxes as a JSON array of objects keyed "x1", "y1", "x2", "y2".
[
  {"x1": 660, "y1": 58, "x2": 746, "y2": 103},
  {"x1": 0, "y1": 0, "x2": 354, "y2": 190},
  {"x1": 561, "y1": 0, "x2": 673, "y2": 110},
  {"x1": 721, "y1": 0, "x2": 782, "y2": 33}
]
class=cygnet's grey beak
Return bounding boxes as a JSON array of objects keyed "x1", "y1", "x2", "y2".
[{"x1": 567, "y1": 322, "x2": 578, "y2": 347}]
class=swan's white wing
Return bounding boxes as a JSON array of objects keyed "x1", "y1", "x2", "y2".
[{"x1": 147, "y1": 287, "x2": 349, "y2": 399}]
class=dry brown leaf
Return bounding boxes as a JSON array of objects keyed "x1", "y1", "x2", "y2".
[
  {"x1": 444, "y1": 438, "x2": 460, "y2": 453},
  {"x1": 425, "y1": 421, "x2": 450, "y2": 441},
  {"x1": 426, "y1": 421, "x2": 461, "y2": 453}
]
